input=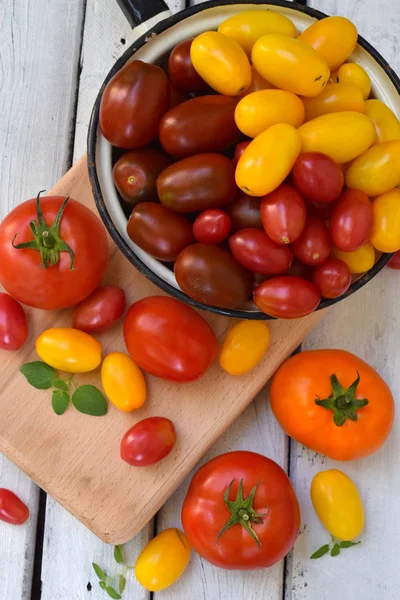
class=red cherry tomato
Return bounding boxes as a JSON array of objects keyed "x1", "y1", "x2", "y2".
[
  {"x1": 0, "y1": 293, "x2": 28, "y2": 351},
  {"x1": 229, "y1": 228, "x2": 293, "y2": 275},
  {"x1": 292, "y1": 152, "x2": 344, "y2": 204},
  {"x1": 312, "y1": 257, "x2": 352, "y2": 298},
  {"x1": 72, "y1": 286, "x2": 126, "y2": 333},
  {"x1": 0, "y1": 489, "x2": 29, "y2": 525},
  {"x1": 254, "y1": 276, "x2": 321, "y2": 319},
  {"x1": 121, "y1": 417, "x2": 177, "y2": 466},
  {"x1": 388, "y1": 251, "x2": 400, "y2": 270},
  {"x1": 233, "y1": 141, "x2": 251, "y2": 167},
  {"x1": 330, "y1": 189, "x2": 373, "y2": 252},
  {"x1": 193, "y1": 209, "x2": 232, "y2": 244},
  {"x1": 292, "y1": 216, "x2": 331, "y2": 266},
  {"x1": 260, "y1": 184, "x2": 307, "y2": 244}
]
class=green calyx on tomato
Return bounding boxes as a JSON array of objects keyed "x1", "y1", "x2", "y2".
[
  {"x1": 315, "y1": 371, "x2": 369, "y2": 426},
  {"x1": 12, "y1": 191, "x2": 75, "y2": 269},
  {"x1": 217, "y1": 479, "x2": 267, "y2": 548}
]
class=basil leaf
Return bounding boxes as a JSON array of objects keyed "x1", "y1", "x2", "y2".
[
  {"x1": 339, "y1": 540, "x2": 361, "y2": 549},
  {"x1": 331, "y1": 543, "x2": 340, "y2": 557},
  {"x1": 119, "y1": 575, "x2": 126, "y2": 594},
  {"x1": 72, "y1": 385, "x2": 107, "y2": 416},
  {"x1": 114, "y1": 545, "x2": 124, "y2": 564},
  {"x1": 20, "y1": 361, "x2": 56, "y2": 389},
  {"x1": 310, "y1": 544, "x2": 330, "y2": 559},
  {"x1": 52, "y1": 390, "x2": 70, "y2": 415},
  {"x1": 92, "y1": 563, "x2": 106, "y2": 580},
  {"x1": 99, "y1": 581, "x2": 107, "y2": 590},
  {"x1": 52, "y1": 379, "x2": 69, "y2": 391},
  {"x1": 106, "y1": 586, "x2": 121, "y2": 599}
]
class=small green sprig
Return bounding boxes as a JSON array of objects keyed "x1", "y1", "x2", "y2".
[
  {"x1": 310, "y1": 537, "x2": 361, "y2": 559},
  {"x1": 92, "y1": 545, "x2": 131, "y2": 599}
]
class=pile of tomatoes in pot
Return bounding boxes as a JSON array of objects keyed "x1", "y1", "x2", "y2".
[{"x1": 100, "y1": 11, "x2": 400, "y2": 319}]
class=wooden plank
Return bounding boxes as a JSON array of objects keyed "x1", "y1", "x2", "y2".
[
  {"x1": 0, "y1": 0, "x2": 84, "y2": 598},
  {"x1": 290, "y1": 5, "x2": 400, "y2": 598}
]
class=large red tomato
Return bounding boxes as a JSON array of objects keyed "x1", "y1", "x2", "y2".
[
  {"x1": 0, "y1": 193, "x2": 108, "y2": 309},
  {"x1": 182, "y1": 451, "x2": 300, "y2": 570}
]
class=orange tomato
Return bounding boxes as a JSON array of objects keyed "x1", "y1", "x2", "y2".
[
  {"x1": 302, "y1": 83, "x2": 365, "y2": 121},
  {"x1": 270, "y1": 349, "x2": 394, "y2": 461},
  {"x1": 338, "y1": 63, "x2": 371, "y2": 99},
  {"x1": 364, "y1": 100, "x2": 400, "y2": 143},
  {"x1": 238, "y1": 66, "x2": 275, "y2": 98},
  {"x1": 299, "y1": 16, "x2": 358, "y2": 71}
]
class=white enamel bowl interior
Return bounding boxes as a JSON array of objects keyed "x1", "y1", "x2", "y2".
[{"x1": 94, "y1": 3, "x2": 400, "y2": 314}]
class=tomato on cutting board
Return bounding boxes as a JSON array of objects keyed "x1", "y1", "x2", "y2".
[{"x1": 0, "y1": 293, "x2": 28, "y2": 351}]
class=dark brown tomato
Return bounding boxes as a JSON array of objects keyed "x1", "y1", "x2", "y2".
[
  {"x1": 175, "y1": 244, "x2": 252, "y2": 309},
  {"x1": 261, "y1": 184, "x2": 307, "y2": 245},
  {"x1": 226, "y1": 192, "x2": 262, "y2": 232},
  {"x1": 157, "y1": 153, "x2": 236, "y2": 214},
  {"x1": 254, "y1": 276, "x2": 321, "y2": 319},
  {"x1": 113, "y1": 149, "x2": 171, "y2": 206},
  {"x1": 329, "y1": 189, "x2": 373, "y2": 252},
  {"x1": 127, "y1": 202, "x2": 195, "y2": 261},
  {"x1": 233, "y1": 141, "x2": 251, "y2": 168},
  {"x1": 159, "y1": 95, "x2": 240, "y2": 159},
  {"x1": 286, "y1": 259, "x2": 313, "y2": 280},
  {"x1": 292, "y1": 216, "x2": 331, "y2": 266},
  {"x1": 168, "y1": 82, "x2": 190, "y2": 109},
  {"x1": 229, "y1": 229, "x2": 293, "y2": 275},
  {"x1": 99, "y1": 60, "x2": 169, "y2": 149},
  {"x1": 168, "y1": 39, "x2": 210, "y2": 93}
]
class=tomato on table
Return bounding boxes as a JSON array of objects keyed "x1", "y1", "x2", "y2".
[
  {"x1": 219, "y1": 321, "x2": 270, "y2": 375},
  {"x1": 0, "y1": 489, "x2": 29, "y2": 525},
  {"x1": 182, "y1": 451, "x2": 300, "y2": 569},
  {"x1": 0, "y1": 293, "x2": 28, "y2": 351},
  {"x1": 260, "y1": 183, "x2": 307, "y2": 244},
  {"x1": 270, "y1": 349, "x2": 394, "y2": 460},
  {"x1": 292, "y1": 216, "x2": 331, "y2": 266},
  {"x1": 36, "y1": 328, "x2": 102, "y2": 373},
  {"x1": 193, "y1": 209, "x2": 231, "y2": 245},
  {"x1": 254, "y1": 276, "x2": 321, "y2": 319},
  {"x1": 330, "y1": 189, "x2": 373, "y2": 252},
  {"x1": 292, "y1": 152, "x2": 344, "y2": 204},
  {"x1": 121, "y1": 417, "x2": 176, "y2": 466},
  {"x1": 72, "y1": 286, "x2": 126, "y2": 333},
  {"x1": 312, "y1": 258, "x2": 352, "y2": 299},
  {"x1": 101, "y1": 352, "x2": 146, "y2": 412}
]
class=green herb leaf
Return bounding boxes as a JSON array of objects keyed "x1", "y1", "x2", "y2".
[
  {"x1": 119, "y1": 575, "x2": 126, "y2": 594},
  {"x1": 310, "y1": 544, "x2": 330, "y2": 559},
  {"x1": 114, "y1": 545, "x2": 124, "y2": 564},
  {"x1": 52, "y1": 390, "x2": 70, "y2": 415},
  {"x1": 52, "y1": 379, "x2": 69, "y2": 391},
  {"x1": 92, "y1": 563, "x2": 106, "y2": 580},
  {"x1": 339, "y1": 540, "x2": 361, "y2": 549},
  {"x1": 105, "y1": 586, "x2": 121, "y2": 599},
  {"x1": 331, "y1": 543, "x2": 340, "y2": 557},
  {"x1": 72, "y1": 385, "x2": 107, "y2": 416},
  {"x1": 99, "y1": 581, "x2": 107, "y2": 590},
  {"x1": 20, "y1": 361, "x2": 56, "y2": 389}
]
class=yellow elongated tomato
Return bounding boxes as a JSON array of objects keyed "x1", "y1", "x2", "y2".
[
  {"x1": 236, "y1": 123, "x2": 301, "y2": 196},
  {"x1": 331, "y1": 242, "x2": 375, "y2": 274},
  {"x1": 311, "y1": 469, "x2": 364, "y2": 541},
  {"x1": 299, "y1": 16, "x2": 358, "y2": 71},
  {"x1": 370, "y1": 189, "x2": 400, "y2": 253},
  {"x1": 346, "y1": 139, "x2": 400, "y2": 195},
  {"x1": 252, "y1": 34, "x2": 329, "y2": 97},
  {"x1": 219, "y1": 320, "x2": 270, "y2": 375},
  {"x1": 235, "y1": 89, "x2": 305, "y2": 138},
  {"x1": 101, "y1": 352, "x2": 146, "y2": 412},
  {"x1": 302, "y1": 83, "x2": 365, "y2": 121},
  {"x1": 135, "y1": 528, "x2": 191, "y2": 592},
  {"x1": 190, "y1": 31, "x2": 251, "y2": 96},
  {"x1": 365, "y1": 99, "x2": 400, "y2": 143},
  {"x1": 238, "y1": 66, "x2": 275, "y2": 98},
  {"x1": 36, "y1": 328, "x2": 102, "y2": 373},
  {"x1": 298, "y1": 112, "x2": 375, "y2": 163},
  {"x1": 338, "y1": 63, "x2": 371, "y2": 99},
  {"x1": 218, "y1": 10, "x2": 298, "y2": 56}
]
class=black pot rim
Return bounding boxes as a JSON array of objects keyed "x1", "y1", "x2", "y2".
[{"x1": 87, "y1": 0, "x2": 397, "y2": 320}]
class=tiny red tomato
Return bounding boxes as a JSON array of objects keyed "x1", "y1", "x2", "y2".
[
  {"x1": 330, "y1": 189, "x2": 373, "y2": 252},
  {"x1": 229, "y1": 228, "x2": 293, "y2": 275},
  {"x1": 254, "y1": 276, "x2": 321, "y2": 319},
  {"x1": 193, "y1": 209, "x2": 232, "y2": 244},
  {"x1": 260, "y1": 184, "x2": 307, "y2": 244},
  {"x1": 292, "y1": 216, "x2": 331, "y2": 266},
  {"x1": 72, "y1": 286, "x2": 126, "y2": 333},
  {"x1": 0, "y1": 489, "x2": 29, "y2": 525},
  {"x1": 388, "y1": 251, "x2": 400, "y2": 270},
  {"x1": 292, "y1": 152, "x2": 344, "y2": 204},
  {"x1": 121, "y1": 417, "x2": 177, "y2": 466},
  {"x1": 312, "y1": 257, "x2": 352, "y2": 298},
  {"x1": 233, "y1": 141, "x2": 251, "y2": 167},
  {"x1": 226, "y1": 192, "x2": 263, "y2": 232},
  {"x1": 0, "y1": 293, "x2": 28, "y2": 351}
]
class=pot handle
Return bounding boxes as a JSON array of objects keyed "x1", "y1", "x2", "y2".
[{"x1": 116, "y1": 0, "x2": 172, "y2": 28}]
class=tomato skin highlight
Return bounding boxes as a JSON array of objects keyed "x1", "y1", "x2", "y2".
[
  {"x1": 193, "y1": 209, "x2": 231, "y2": 245},
  {"x1": 292, "y1": 152, "x2": 344, "y2": 204},
  {"x1": 330, "y1": 189, "x2": 373, "y2": 252},
  {"x1": 261, "y1": 184, "x2": 307, "y2": 244},
  {"x1": 36, "y1": 328, "x2": 102, "y2": 373},
  {"x1": 0, "y1": 489, "x2": 29, "y2": 525},
  {"x1": 219, "y1": 321, "x2": 270, "y2": 375},
  {"x1": 0, "y1": 293, "x2": 28, "y2": 351},
  {"x1": 121, "y1": 417, "x2": 176, "y2": 466},
  {"x1": 229, "y1": 228, "x2": 293, "y2": 275},
  {"x1": 292, "y1": 216, "x2": 331, "y2": 266},
  {"x1": 101, "y1": 352, "x2": 146, "y2": 412},
  {"x1": 72, "y1": 286, "x2": 126, "y2": 333},
  {"x1": 312, "y1": 258, "x2": 352, "y2": 298},
  {"x1": 254, "y1": 276, "x2": 321, "y2": 319}
]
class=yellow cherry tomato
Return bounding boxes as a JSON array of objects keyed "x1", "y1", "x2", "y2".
[
  {"x1": 238, "y1": 66, "x2": 275, "y2": 98},
  {"x1": 219, "y1": 321, "x2": 270, "y2": 376},
  {"x1": 36, "y1": 328, "x2": 101, "y2": 373},
  {"x1": 101, "y1": 352, "x2": 146, "y2": 412},
  {"x1": 218, "y1": 10, "x2": 298, "y2": 56},
  {"x1": 338, "y1": 63, "x2": 371, "y2": 99},
  {"x1": 311, "y1": 469, "x2": 364, "y2": 541},
  {"x1": 236, "y1": 123, "x2": 301, "y2": 196},
  {"x1": 298, "y1": 111, "x2": 375, "y2": 163},
  {"x1": 346, "y1": 139, "x2": 400, "y2": 196},
  {"x1": 331, "y1": 242, "x2": 375, "y2": 274},
  {"x1": 190, "y1": 31, "x2": 251, "y2": 96},
  {"x1": 299, "y1": 16, "x2": 358, "y2": 71},
  {"x1": 235, "y1": 89, "x2": 305, "y2": 138},
  {"x1": 252, "y1": 34, "x2": 330, "y2": 97},
  {"x1": 365, "y1": 99, "x2": 400, "y2": 143},
  {"x1": 370, "y1": 189, "x2": 400, "y2": 253},
  {"x1": 302, "y1": 83, "x2": 365, "y2": 121},
  {"x1": 135, "y1": 528, "x2": 191, "y2": 592}
]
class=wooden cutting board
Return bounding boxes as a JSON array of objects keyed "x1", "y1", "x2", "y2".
[{"x1": 0, "y1": 156, "x2": 324, "y2": 543}]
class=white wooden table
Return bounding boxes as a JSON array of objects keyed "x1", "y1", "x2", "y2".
[{"x1": 1, "y1": 1, "x2": 399, "y2": 598}]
